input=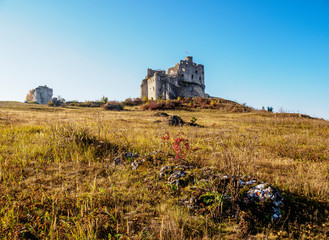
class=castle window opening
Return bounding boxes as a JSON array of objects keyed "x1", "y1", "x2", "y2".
[
  {"x1": 192, "y1": 74, "x2": 194, "y2": 79},
  {"x1": 181, "y1": 74, "x2": 184, "y2": 77},
  {"x1": 195, "y1": 70, "x2": 198, "y2": 74},
  {"x1": 199, "y1": 77, "x2": 201, "y2": 80}
]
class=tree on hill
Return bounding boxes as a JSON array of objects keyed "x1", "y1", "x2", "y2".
[{"x1": 25, "y1": 90, "x2": 34, "y2": 102}]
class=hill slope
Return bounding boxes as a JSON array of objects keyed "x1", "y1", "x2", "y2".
[{"x1": 0, "y1": 101, "x2": 328, "y2": 239}]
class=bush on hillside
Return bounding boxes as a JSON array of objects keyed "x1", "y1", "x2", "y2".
[
  {"x1": 140, "y1": 100, "x2": 181, "y2": 110},
  {"x1": 139, "y1": 97, "x2": 253, "y2": 112},
  {"x1": 123, "y1": 98, "x2": 143, "y2": 106},
  {"x1": 66, "y1": 101, "x2": 104, "y2": 108},
  {"x1": 103, "y1": 101, "x2": 123, "y2": 111}
]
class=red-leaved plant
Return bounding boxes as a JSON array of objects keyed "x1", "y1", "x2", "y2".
[{"x1": 162, "y1": 132, "x2": 190, "y2": 161}]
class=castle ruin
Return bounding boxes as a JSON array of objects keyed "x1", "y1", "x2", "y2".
[{"x1": 140, "y1": 56, "x2": 207, "y2": 100}]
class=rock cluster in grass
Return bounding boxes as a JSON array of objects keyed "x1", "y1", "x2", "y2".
[
  {"x1": 111, "y1": 149, "x2": 285, "y2": 226},
  {"x1": 245, "y1": 183, "x2": 284, "y2": 220},
  {"x1": 159, "y1": 165, "x2": 194, "y2": 185},
  {"x1": 113, "y1": 152, "x2": 139, "y2": 166},
  {"x1": 157, "y1": 164, "x2": 285, "y2": 222},
  {"x1": 168, "y1": 115, "x2": 185, "y2": 126},
  {"x1": 156, "y1": 113, "x2": 202, "y2": 127},
  {"x1": 112, "y1": 151, "x2": 161, "y2": 170}
]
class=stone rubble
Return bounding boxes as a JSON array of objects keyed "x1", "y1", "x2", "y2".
[
  {"x1": 174, "y1": 172, "x2": 285, "y2": 221},
  {"x1": 246, "y1": 183, "x2": 284, "y2": 221},
  {"x1": 168, "y1": 170, "x2": 186, "y2": 185},
  {"x1": 112, "y1": 153, "x2": 285, "y2": 222},
  {"x1": 131, "y1": 159, "x2": 145, "y2": 170},
  {"x1": 113, "y1": 152, "x2": 139, "y2": 166},
  {"x1": 239, "y1": 179, "x2": 257, "y2": 186},
  {"x1": 168, "y1": 115, "x2": 185, "y2": 126},
  {"x1": 158, "y1": 165, "x2": 194, "y2": 186},
  {"x1": 113, "y1": 151, "x2": 161, "y2": 170}
]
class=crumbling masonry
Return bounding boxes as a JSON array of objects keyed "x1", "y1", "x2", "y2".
[{"x1": 140, "y1": 56, "x2": 207, "y2": 100}]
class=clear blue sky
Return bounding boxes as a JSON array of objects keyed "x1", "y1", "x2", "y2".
[{"x1": 0, "y1": 0, "x2": 328, "y2": 119}]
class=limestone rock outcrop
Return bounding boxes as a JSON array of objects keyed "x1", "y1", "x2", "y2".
[{"x1": 26, "y1": 86, "x2": 53, "y2": 104}]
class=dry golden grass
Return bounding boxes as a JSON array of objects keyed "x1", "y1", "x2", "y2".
[{"x1": 0, "y1": 101, "x2": 328, "y2": 239}]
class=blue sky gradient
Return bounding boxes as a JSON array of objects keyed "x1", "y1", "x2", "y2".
[{"x1": 0, "y1": 0, "x2": 328, "y2": 119}]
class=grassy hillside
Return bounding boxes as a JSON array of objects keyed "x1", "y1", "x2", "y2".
[{"x1": 0, "y1": 101, "x2": 328, "y2": 239}]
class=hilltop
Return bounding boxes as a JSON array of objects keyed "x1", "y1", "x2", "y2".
[{"x1": 0, "y1": 100, "x2": 328, "y2": 239}]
